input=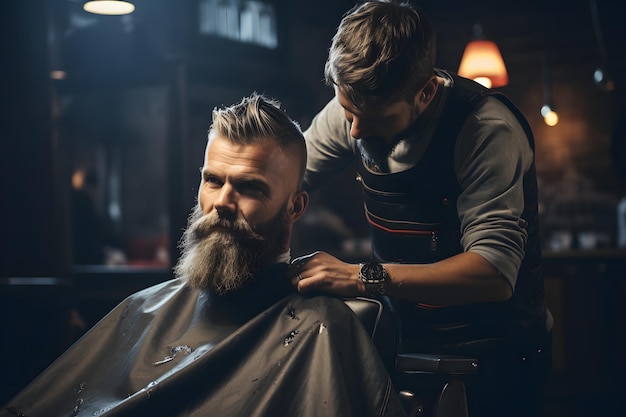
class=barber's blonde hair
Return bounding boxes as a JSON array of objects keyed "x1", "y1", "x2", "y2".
[{"x1": 209, "y1": 92, "x2": 307, "y2": 187}]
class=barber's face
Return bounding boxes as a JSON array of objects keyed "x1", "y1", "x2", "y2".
[{"x1": 336, "y1": 88, "x2": 419, "y2": 144}]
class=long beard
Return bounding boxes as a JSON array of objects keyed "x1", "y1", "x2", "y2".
[{"x1": 174, "y1": 205, "x2": 287, "y2": 295}]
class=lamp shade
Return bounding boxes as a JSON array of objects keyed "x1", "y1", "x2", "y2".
[
  {"x1": 458, "y1": 40, "x2": 508, "y2": 88},
  {"x1": 84, "y1": 1, "x2": 135, "y2": 15}
]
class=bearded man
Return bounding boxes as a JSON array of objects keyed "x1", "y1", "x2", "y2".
[{"x1": 1, "y1": 93, "x2": 406, "y2": 417}]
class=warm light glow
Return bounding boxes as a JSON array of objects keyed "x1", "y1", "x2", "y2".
[
  {"x1": 541, "y1": 105, "x2": 559, "y2": 126},
  {"x1": 544, "y1": 111, "x2": 558, "y2": 126},
  {"x1": 50, "y1": 70, "x2": 66, "y2": 80},
  {"x1": 458, "y1": 40, "x2": 508, "y2": 88},
  {"x1": 72, "y1": 169, "x2": 86, "y2": 190},
  {"x1": 473, "y1": 77, "x2": 492, "y2": 89},
  {"x1": 83, "y1": 1, "x2": 135, "y2": 15}
]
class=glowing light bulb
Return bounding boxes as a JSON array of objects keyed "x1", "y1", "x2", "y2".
[
  {"x1": 473, "y1": 77, "x2": 492, "y2": 89},
  {"x1": 541, "y1": 104, "x2": 558, "y2": 126},
  {"x1": 544, "y1": 111, "x2": 558, "y2": 126}
]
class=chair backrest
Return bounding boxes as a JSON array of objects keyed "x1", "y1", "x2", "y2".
[
  {"x1": 343, "y1": 296, "x2": 398, "y2": 374},
  {"x1": 343, "y1": 296, "x2": 490, "y2": 417}
]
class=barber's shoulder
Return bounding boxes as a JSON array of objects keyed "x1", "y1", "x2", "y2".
[
  {"x1": 326, "y1": 95, "x2": 348, "y2": 121},
  {"x1": 457, "y1": 96, "x2": 532, "y2": 157},
  {"x1": 306, "y1": 96, "x2": 353, "y2": 148},
  {"x1": 471, "y1": 96, "x2": 524, "y2": 127},
  {"x1": 463, "y1": 96, "x2": 530, "y2": 150}
]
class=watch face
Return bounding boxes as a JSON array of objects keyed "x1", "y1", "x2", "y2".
[
  {"x1": 361, "y1": 263, "x2": 384, "y2": 282},
  {"x1": 360, "y1": 263, "x2": 387, "y2": 296}
]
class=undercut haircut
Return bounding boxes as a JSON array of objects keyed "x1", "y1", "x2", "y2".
[
  {"x1": 324, "y1": 1, "x2": 436, "y2": 109},
  {"x1": 209, "y1": 92, "x2": 307, "y2": 187}
]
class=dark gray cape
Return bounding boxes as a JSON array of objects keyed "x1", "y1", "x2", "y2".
[{"x1": 2, "y1": 264, "x2": 406, "y2": 417}]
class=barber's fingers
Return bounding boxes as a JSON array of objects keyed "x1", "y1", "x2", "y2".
[
  {"x1": 295, "y1": 270, "x2": 364, "y2": 297},
  {"x1": 288, "y1": 270, "x2": 306, "y2": 287},
  {"x1": 288, "y1": 251, "x2": 318, "y2": 288},
  {"x1": 290, "y1": 251, "x2": 321, "y2": 269},
  {"x1": 288, "y1": 250, "x2": 323, "y2": 279},
  {"x1": 289, "y1": 253, "x2": 364, "y2": 297}
]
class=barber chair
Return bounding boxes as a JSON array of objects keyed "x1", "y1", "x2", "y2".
[
  {"x1": 344, "y1": 296, "x2": 398, "y2": 374},
  {"x1": 394, "y1": 351, "x2": 478, "y2": 417},
  {"x1": 345, "y1": 296, "x2": 479, "y2": 417}
]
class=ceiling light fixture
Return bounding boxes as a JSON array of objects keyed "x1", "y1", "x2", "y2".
[
  {"x1": 458, "y1": 24, "x2": 508, "y2": 89},
  {"x1": 83, "y1": 1, "x2": 135, "y2": 16}
]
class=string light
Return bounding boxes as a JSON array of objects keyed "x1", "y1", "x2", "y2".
[
  {"x1": 541, "y1": 54, "x2": 558, "y2": 127},
  {"x1": 541, "y1": 104, "x2": 559, "y2": 127}
]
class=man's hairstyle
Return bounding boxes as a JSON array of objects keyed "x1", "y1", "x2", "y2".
[
  {"x1": 209, "y1": 92, "x2": 307, "y2": 187},
  {"x1": 324, "y1": 1, "x2": 436, "y2": 109}
]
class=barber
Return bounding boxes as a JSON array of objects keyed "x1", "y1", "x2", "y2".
[{"x1": 291, "y1": 2, "x2": 552, "y2": 416}]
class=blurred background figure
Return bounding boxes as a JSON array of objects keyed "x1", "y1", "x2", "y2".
[
  {"x1": 71, "y1": 168, "x2": 106, "y2": 264},
  {"x1": 70, "y1": 168, "x2": 126, "y2": 265}
]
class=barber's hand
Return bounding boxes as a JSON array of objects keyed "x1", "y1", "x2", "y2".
[{"x1": 289, "y1": 251, "x2": 365, "y2": 297}]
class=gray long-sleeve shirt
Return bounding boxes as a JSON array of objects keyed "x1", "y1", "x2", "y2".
[{"x1": 303, "y1": 71, "x2": 533, "y2": 289}]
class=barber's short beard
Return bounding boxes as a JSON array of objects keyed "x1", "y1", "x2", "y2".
[
  {"x1": 174, "y1": 206, "x2": 284, "y2": 295},
  {"x1": 357, "y1": 104, "x2": 420, "y2": 170},
  {"x1": 357, "y1": 136, "x2": 393, "y2": 169}
]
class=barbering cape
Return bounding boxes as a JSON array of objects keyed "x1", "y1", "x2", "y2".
[{"x1": 2, "y1": 264, "x2": 406, "y2": 417}]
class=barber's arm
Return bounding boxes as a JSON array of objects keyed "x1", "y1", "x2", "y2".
[
  {"x1": 292, "y1": 99, "x2": 531, "y2": 306},
  {"x1": 290, "y1": 250, "x2": 511, "y2": 306}
]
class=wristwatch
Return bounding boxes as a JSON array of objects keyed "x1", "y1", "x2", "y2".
[{"x1": 358, "y1": 262, "x2": 389, "y2": 296}]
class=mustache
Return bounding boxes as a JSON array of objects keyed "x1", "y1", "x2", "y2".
[{"x1": 187, "y1": 208, "x2": 264, "y2": 244}]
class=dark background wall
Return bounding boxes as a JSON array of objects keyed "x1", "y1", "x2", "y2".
[{"x1": 1, "y1": 0, "x2": 625, "y2": 415}]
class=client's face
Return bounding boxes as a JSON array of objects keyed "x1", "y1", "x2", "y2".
[{"x1": 174, "y1": 135, "x2": 302, "y2": 294}]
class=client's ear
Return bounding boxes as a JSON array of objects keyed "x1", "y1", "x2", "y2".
[{"x1": 286, "y1": 191, "x2": 309, "y2": 224}]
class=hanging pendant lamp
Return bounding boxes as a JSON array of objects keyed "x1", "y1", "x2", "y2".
[{"x1": 457, "y1": 24, "x2": 508, "y2": 88}]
